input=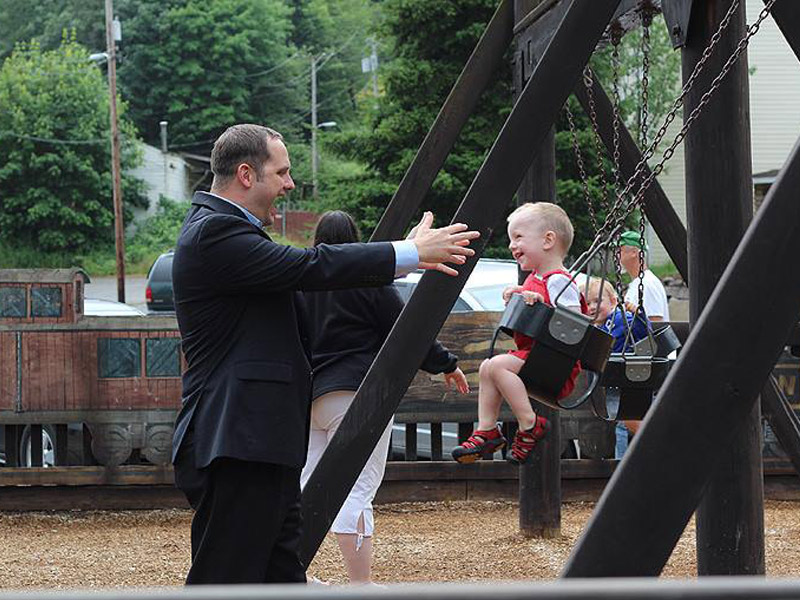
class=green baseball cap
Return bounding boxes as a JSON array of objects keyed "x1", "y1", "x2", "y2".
[{"x1": 619, "y1": 230, "x2": 647, "y2": 250}]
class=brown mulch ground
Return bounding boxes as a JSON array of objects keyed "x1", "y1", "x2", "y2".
[{"x1": 1, "y1": 500, "x2": 799, "y2": 588}]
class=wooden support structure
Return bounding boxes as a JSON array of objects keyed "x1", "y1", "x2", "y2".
[
  {"x1": 299, "y1": 0, "x2": 623, "y2": 566},
  {"x1": 513, "y1": 0, "x2": 562, "y2": 539},
  {"x1": 683, "y1": 0, "x2": 764, "y2": 576},
  {"x1": 562, "y1": 122, "x2": 800, "y2": 577},
  {"x1": 762, "y1": 375, "x2": 800, "y2": 477}
]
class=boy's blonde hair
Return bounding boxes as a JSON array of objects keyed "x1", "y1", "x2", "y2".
[
  {"x1": 508, "y1": 202, "x2": 574, "y2": 255},
  {"x1": 585, "y1": 277, "x2": 616, "y2": 303}
]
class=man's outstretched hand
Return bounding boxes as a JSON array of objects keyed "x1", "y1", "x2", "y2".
[{"x1": 407, "y1": 211, "x2": 480, "y2": 276}]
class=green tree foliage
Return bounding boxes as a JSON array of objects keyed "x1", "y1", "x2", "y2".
[
  {"x1": 116, "y1": 0, "x2": 305, "y2": 149},
  {"x1": 321, "y1": 3, "x2": 682, "y2": 259},
  {"x1": 0, "y1": 0, "x2": 106, "y2": 60},
  {"x1": 320, "y1": 0, "x2": 511, "y2": 239},
  {"x1": 0, "y1": 37, "x2": 145, "y2": 252}
]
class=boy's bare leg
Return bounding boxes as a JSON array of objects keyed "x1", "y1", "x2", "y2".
[
  {"x1": 477, "y1": 357, "x2": 506, "y2": 430},
  {"x1": 489, "y1": 354, "x2": 537, "y2": 430}
]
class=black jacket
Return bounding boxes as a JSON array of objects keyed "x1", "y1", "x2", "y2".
[
  {"x1": 171, "y1": 192, "x2": 395, "y2": 469},
  {"x1": 304, "y1": 285, "x2": 457, "y2": 400}
]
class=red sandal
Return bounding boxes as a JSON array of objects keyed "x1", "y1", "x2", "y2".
[
  {"x1": 451, "y1": 427, "x2": 507, "y2": 464},
  {"x1": 507, "y1": 416, "x2": 550, "y2": 465}
]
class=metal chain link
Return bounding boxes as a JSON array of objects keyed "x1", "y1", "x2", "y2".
[
  {"x1": 611, "y1": 27, "x2": 623, "y2": 195},
  {"x1": 636, "y1": 2, "x2": 654, "y2": 311},
  {"x1": 565, "y1": 102, "x2": 599, "y2": 231},
  {"x1": 583, "y1": 67, "x2": 612, "y2": 213},
  {"x1": 583, "y1": 0, "x2": 776, "y2": 261}
]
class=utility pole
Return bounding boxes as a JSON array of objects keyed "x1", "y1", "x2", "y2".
[
  {"x1": 105, "y1": 0, "x2": 125, "y2": 303},
  {"x1": 370, "y1": 38, "x2": 379, "y2": 96},
  {"x1": 310, "y1": 54, "x2": 318, "y2": 201}
]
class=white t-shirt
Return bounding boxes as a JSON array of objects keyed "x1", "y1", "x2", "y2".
[
  {"x1": 546, "y1": 273, "x2": 581, "y2": 311},
  {"x1": 624, "y1": 269, "x2": 670, "y2": 320}
]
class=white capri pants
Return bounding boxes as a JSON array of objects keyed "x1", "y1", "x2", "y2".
[{"x1": 300, "y1": 390, "x2": 393, "y2": 536}]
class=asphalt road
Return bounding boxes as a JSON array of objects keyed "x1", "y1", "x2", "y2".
[{"x1": 84, "y1": 276, "x2": 148, "y2": 311}]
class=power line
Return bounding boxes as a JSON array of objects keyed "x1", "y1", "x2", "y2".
[
  {"x1": 0, "y1": 130, "x2": 107, "y2": 145},
  {"x1": 243, "y1": 51, "x2": 305, "y2": 79}
]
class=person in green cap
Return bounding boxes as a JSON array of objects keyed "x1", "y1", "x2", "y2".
[
  {"x1": 615, "y1": 230, "x2": 671, "y2": 458},
  {"x1": 618, "y1": 230, "x2": 670, "y2": 322}
]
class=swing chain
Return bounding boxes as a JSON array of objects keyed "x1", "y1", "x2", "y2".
[
  {"x1": 611, "y1": 25, "x2": 623, "y2": 194},
  {"x1": 583, "y1": 66, "x2": 612, "y2": 213},
  {"x1": 565, "y1": 101, "x2": 598, "y2": 231},
  {"x1": 636, "y1": 2, "x2": 653, "y2": 311},
  {"x1": 590, "y1": 0, "x2": 776, "y2": 254}
]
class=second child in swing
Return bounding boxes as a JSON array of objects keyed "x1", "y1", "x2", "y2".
[{"x1": 452, "y1": 202, "x2": 588, "y2": 466}]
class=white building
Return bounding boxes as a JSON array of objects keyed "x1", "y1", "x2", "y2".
[
  {"x1": 127, "y1": 143, "x2": 210, "y2": 226},
  {"x1": 649, "y1": 0, "x2": 800, "y2": 266}
]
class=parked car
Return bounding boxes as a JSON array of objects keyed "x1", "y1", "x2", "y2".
[
  {"x1": 145, "y1": 251, "x2": 175, "y2": 313},
  {"x1": 390, "y1": 259, "x2": 519, "y2": 460},
  {"x1": 392, "y1": 258, "x2": 518, "y2": 312},
  {"x1": 84, "y1": 298, "x2": 146, "y2": 317}
]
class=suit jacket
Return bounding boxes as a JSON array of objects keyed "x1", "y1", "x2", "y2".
[{"x1": 171, "y1": 192, "x2": 395, "y2": 470}]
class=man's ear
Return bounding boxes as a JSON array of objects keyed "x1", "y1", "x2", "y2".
[{"x1": 236, "y1": 163, "x2": 255, "y2": 189}]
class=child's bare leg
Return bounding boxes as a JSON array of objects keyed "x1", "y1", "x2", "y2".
[
  {"x1": 477, "y1": 358, "x2": 505, "y2": 430},
  {"x1": 489, "y1": 354, "x2": 537, "y2": 430}
]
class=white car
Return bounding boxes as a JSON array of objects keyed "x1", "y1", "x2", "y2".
[
  {"x1": 393, "y1": 258, "x2": 519, "y2": 312},
  {"x1": 84, "y1": 298, "x2": 146, "y2": 317}
]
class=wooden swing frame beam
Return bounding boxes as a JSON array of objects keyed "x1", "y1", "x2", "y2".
[{"x1": 299, "y1": 0, "x2": 800, "y2": 576}]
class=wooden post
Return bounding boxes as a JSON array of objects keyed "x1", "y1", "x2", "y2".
[
  {"x1": 683, "y1": 0, "x2": 765, "y2": 575},
  {"x1": 105, "y1": 0, "x2": 125, "y2": 303},
  {"x1": 514, "y1": 0, "x2": 561, "y2": 539}
]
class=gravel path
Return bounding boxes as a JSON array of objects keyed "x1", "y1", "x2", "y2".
[{"x1": 1, "y1": 500, "x2": 799, "y2": 589}]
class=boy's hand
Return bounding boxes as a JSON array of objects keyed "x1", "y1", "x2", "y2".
[
  {"x1": 444, "y1": 367, "x2": 470, "y2": 394},
  {"x1": 409, "y1": 212, "x2": 480, "y2": 276},
  {"x1": 502, "y1": 285, "x2": 523, "y2": 304},
  {"x1": 624, "y1": 300, "x2": 637, "y2": 313},
  {"x1": 521, "y1": 290, "x2": 544, "y2": 305}
]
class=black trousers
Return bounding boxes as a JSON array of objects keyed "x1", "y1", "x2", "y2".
[{"x1": 174, "y1": 435, "x2": 306, "y2": 585}]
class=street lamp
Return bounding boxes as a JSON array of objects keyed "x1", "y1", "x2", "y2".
[{"x1": 311, "y1": 121, "x2": 338, "y2": 201}]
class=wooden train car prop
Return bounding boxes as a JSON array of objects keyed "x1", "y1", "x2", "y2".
[{"x1": 1, "y1": 268, "x2": 799, "y2": 468}]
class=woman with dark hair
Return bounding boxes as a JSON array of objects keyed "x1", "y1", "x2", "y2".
[{"x1": 301, "y1": 210, "x2": 469, "y2": 584}]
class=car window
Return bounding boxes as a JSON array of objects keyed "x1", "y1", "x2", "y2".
[
  {"x1": 467, "y1": 284, "x2": 509, "y2": 311},
  {"x1": 392, "y1": 282, "x2": 473, "y2": 313},
  {"x1": 392, "y1": 282, "x2": 414, "y2": 303},
  {"x1": 150, "y1": 255, "x2": 173, "y2": 283},
  {"x1": 452, "y1": 297, "x2": 471, "y2": 312}
]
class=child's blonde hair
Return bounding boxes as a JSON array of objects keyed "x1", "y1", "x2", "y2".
[
  {"x1": 508, "y1": 202, "x2": 574, "y2": 255},
  {"x1": 585, "y1": 277, "x2": 616, "y2": 303}
]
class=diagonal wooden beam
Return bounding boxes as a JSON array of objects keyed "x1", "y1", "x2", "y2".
[
  {"x1": 369, "y1": 0, "x2": 514, "y2": 242},
  {"x1": 299, "y1": 0, "x2": 623, "y2": 566},
  {"x1": 562, "y1": 133, "x2": 800, "y2": 577},
  {"x1": 762, "y1": 375, "x2": 800, "y2": 477},
  {"x1": 573, "y1": 72, "x2": 689, "y2": 282},
  {"x1": 767, "y1": 0, "x2": 800, "y2": 61}
]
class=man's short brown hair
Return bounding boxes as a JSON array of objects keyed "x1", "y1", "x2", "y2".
[{"x1": 210, "y1": 124, "x2": 284, "y2": 186}]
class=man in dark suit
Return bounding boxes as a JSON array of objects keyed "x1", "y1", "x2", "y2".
[{"x1": 171, "y1": 123, "x2": 477, "y2": 584}]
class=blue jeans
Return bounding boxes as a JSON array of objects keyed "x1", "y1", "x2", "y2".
[{"x1": 605, "y1": 388, "x2": 629, "y2": 459}]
